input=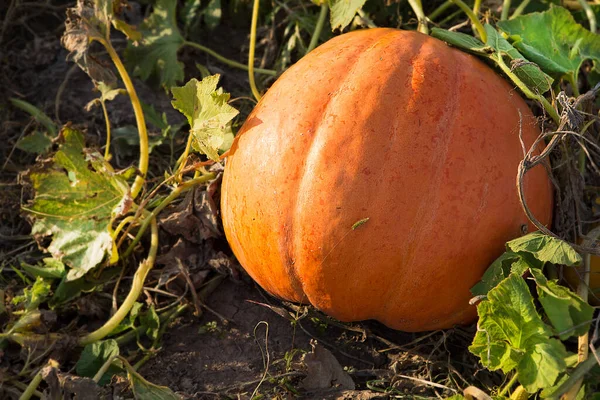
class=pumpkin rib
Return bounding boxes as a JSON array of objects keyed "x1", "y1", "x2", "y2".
[
  {"x1": 376, "y1": 40, "x2": 463, "y2": 322},
  {"x1": 291, "y1": 32, "x2": 432, "y2": 321},
  {"x1": 223, "y1": 29, "x2": 397, "y2": 302},
  {"x1": 290, "y1": 30, "x2": 411, "y2": 303}
]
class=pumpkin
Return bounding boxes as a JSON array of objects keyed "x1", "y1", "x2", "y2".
[{"x1": 221, "y1": 28, "x2": 553, "y2": 332}]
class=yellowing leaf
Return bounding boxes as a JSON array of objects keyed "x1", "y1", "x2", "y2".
[
  {"x1": 171, "y1": 75, "x2": 239, "y2": 161},
  {"x1": 328, "y1": 0, "x2": 367, "y2": 31},
  {"x1": 22, "y1": 127, "x2": 130, "y2": 280}
]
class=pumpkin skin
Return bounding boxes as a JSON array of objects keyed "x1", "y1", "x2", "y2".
[{"x1": 221, "y1": 28, "x2": 553, "y2": 332}]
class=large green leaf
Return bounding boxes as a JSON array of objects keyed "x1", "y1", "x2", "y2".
[
  {"x1": 497, "y1": 6, "x2": 600, "y2": 80},
  {"x1": 171, "y1": 75, "x2": 239, "y2": 161},
  {"x1": 76, "y1": 339, "x2": 120, "y2": 386},
  {"x1": 530, "y1": 269, "x2": 594, "y2": 340},
  {"x1": 22, "y1": 127, "x2": 130, "y2": 280},
  {"x1": 469, "y1": 274, "x2": 568, "y2": 393},
  {"x1": 506, "y1": 232, "x2": 581, "y2": 266},
  {"x1": 125, "y1": 0, "x2": 184, "y2": 89}
]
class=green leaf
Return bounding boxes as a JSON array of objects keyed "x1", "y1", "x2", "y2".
[
  {"x1": 497, "y1": 7, "x2": 600, "y2": 80},
  {"x1": 506, "y1": 232, "x2": 581, "y2": 266},
  {"x1": 203, "y1": 0, "x2": 221, "y2": 30},
  {"x1": 20, "y1": 258, "x2": 66, "y2": 279},
  {"x1": 180, "y1": 0, "x2": 202, "y2": 33},
  {"x1": 469, "y1": 274, "x2": 567, "y2": 392},
  {"x1": 124, "y1": 0, "x2": 184, "y2": 89},
  {"x1": 11, "y1": 277, "x2": 51, "y2": 311},
  {"x1": 328, "y1": 0, "x2": 367, "y2": 31},
  {"x1": 140, "y1": 305, "x2": 160, "y2": 341},
  {"x1": 471, "y1": 251, "x2": 521, "y2": 296},
  {"x1": 76, "y1": 339, "x2": 120, "y2": 386},
  {"x1": 123, "y1": 360, "x2": 181, "y2": 400},
  {"x1": 16, "y1": 131, "x2": 53, "y2": 154},
  {"x1": 109, "y1": 302, "x2": 143, "y2": 336},
  {"x1": 530, "y1": 269, "x2": 594, "y2": 340},
  {"x1": 171, "y1": 75, "x2": 239, "y2": 161},
  {"x1": 22, "y1": 127, "x2": 130, "y2": 281},
  {"x1": 484, "y1": 24, "x2": 552, "y2": 94},
  {"x1": 49, "y1": 267, "x2": 120, "y2": 307},
  {"x1": 112, "y1": 19, "x2": 142, "y2": 42},
  {"x1": 10, "y1": 98, "x2": 57, "y2": 136},
  {"x1": 430, "y1": 28, "x2": 490, "y2": 55}
]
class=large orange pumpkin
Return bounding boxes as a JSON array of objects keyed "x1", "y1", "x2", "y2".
[{"x1": 221, "y1": 28, "x2": 553, "y2": 332}]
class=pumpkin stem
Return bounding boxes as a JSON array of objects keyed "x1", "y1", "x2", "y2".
[{"x1": 408, "y1": 0, "x2": 429, "y2": 35}]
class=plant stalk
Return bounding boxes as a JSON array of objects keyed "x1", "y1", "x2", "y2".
[
  {"x1": 307, "y1": 3, "x2": 328, "y2": 53},
  {"x1": 249, "y1": 0, "x2": 262, "y2": 101},
  {"x1": 123, "y1": 174, "x2": 215, "y2": 259},
  {"x1": 100, "y1": 100, "x2": 112, "y2": 159},
  {"x1": 448, "y1": 0, "x2": 487, "y2": 41},
  {"x1": 408, "y1": 0, "x2": 429, "y2": 35},
  {"x1": 497, "y1": 373, "x2": 519, "y2": 397},
  {"x1": 98, "y1": 38, "x2": 148, "y2": 200},
  {"x1": 495, "y1": 55, "x2": 559, "y2": 124},
  {"x1": 511, "y1": 0, "x2": 531, "y2": 18},
  {"x1": 182, "y1": 41, "x2": 277, "y2": 76},
  {"x1": 576, "y1": 0, "x2": 597, "y2": 33},
  {"x1": 428, "y1": 0, "x2": 453, "y2": 22},
  {"x1": 79, "y1": 216, "x2": 158, "y2": 345},
  {"x1": 18, "y1": 370, "x2": 43, "y2": 400},
  {"x1": 501, "y1": 0, "x2": 512, "y2": 20}
]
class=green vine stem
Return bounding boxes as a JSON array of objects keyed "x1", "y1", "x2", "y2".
[
  {"x1": 249, "y1": 0, "x2": 262, "y2": 101},
  {"x1": 19, "y1": 360, "x2": 57, "y2": 400},
  {"x1": 449, "y1": 0, "x2": 487, "y2": 41},
  {"x1": 576, "y1": 0, "x2": 597, "y2": 33},
  {"x1": 115, "y1": 304, "x2": 188, "y2": 346},
  {"x1": 100, "y1": 100, "x2": 112, "y2": 159},
  {"x1": 428, "y1": 0, "x2": 453, "y2": 22},
  {"x1": 174, "y1": 133, "x2": 194, "y2": 183},
  {"x1": 79, "y1": 215, "x2": 158, "y2": 345},
  {"x1": 578, "y1": 119, "x2": 596, "y2": 172},
  {"x1": 563, "y1": 226, "x2": 600, "y2": 400},
  {"x1": 494, "y1": 55, "x2": 560, "y2": 124},
  {"x1": 511, "y1": 0, "x2": 531, "y2": 18},
  {"x1": 93, "y1": 354, "x2": 118, "y2": 383},
  {"x1": 542, "y1": 356, "x2": 598, "y2": 399},
  {"x1": 501, "y1": 0, "x2": 512, "y2": 20},
  {"x1": 182, "y1": 41, "x2": 277, "y2": 76},
  {"x1": 18, "y1": 371, "x2": 42, "y2": 400},
  {"x1": 473, "y1": 0, "x2": 482, "y2": 15},
  {"x1": 9, "y1": 380, "x2": 42, "y2": 399},
  {"x1": 408, "y1": 0, "x2": 429, "y2": 35},
  {"x1": 96, "y1": 38, "x2": 148, "y2": 200},
  {"x1": 307, "y1": 3, "x2": 328, "y2": 53},
  {"x1": 497, "y1": 373, "x2": 519, "y2": 397},
  {"x1": 472, "y1": 0, "x2": 482, "y2": 41},
  {"x1": 111, "y1": 216, "x2": 136, "y2": 240},
  {"x1": 123, "y1": 174, "x2": 215, "y2": 259}
]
